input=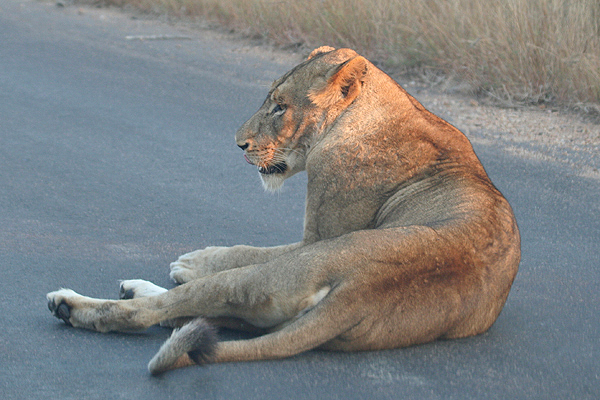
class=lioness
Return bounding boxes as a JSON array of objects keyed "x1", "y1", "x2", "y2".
[{"x1": 47, "y1": 46, "x2": 520, "y2": 375}]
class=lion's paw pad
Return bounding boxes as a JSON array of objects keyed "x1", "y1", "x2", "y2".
[
  {"x1": 119, "y1": 280, "x2": 167, "y2": 299},
  {"x1": 47, "y1": 289, "x2": 79, "y2": 326}
]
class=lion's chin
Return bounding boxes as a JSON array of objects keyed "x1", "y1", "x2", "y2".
[
  {"x1": 258, "y1": 162, "x2": 287, "y2": 175},
  {"x1": 260, "y1": 172, "x2": 286, "y2": 192}
]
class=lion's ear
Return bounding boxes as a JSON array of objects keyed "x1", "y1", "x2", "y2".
[
  {"x1": 309, "y1": 56, "x2": 368, "y2": 109},
  {"x1": 307, "y1": 46, "x2": 336, "y2": 60}
]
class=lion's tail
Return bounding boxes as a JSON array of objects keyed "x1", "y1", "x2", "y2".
[
  {"x1": 147, "y1": 317, "x2": 217, "y2": 375},
  {"x1": 147, "y1": 292, "x2": 357, "y2": 375}
]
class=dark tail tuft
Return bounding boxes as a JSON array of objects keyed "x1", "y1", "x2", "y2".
[{"x1": 148, "y1": 317, "x2": 217, "y2": 375}]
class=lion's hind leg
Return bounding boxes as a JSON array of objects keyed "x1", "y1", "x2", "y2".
[
  {"x1": 147, "y1": 290, "x2": 362, "y2": 374},
  {"x1": 118, "y1": 280, "x2": 197, "y2": 329},
  {"x1": 119, "y1": 279, "x2": 168, "y2": 299}
]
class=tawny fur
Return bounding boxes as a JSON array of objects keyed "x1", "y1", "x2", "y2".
[{"x1": 47, "y1": 47, "x2": 520, "y2": 375}]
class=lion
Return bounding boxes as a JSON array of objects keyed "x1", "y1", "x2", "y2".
[{"x1": 47, "y1": 46, "x2": 520, "y2": 375}]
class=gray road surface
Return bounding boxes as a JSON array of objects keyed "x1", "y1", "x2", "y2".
[{"x1": 1, "y1": 1, "x2": 599, "y2": 399}]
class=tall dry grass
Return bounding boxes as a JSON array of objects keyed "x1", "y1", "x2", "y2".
[{"x1": 107, "y1": 0, "x2": 600, "y2": 107}]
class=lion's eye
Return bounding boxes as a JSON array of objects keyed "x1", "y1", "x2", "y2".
[{"x1": 272, "y1": 104, "x2": 286, "y2": 115}]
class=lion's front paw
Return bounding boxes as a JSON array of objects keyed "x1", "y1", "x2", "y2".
[
  {"x1": 169, "y1": 247, "x2": 223, "y2": 284},
  {"x1": 47, "y1": 289, "x2": 112, "y2": 331},
  {"x1": 169, "y1": 261, "x2": 198, "y2": 284},
  {"x1": 170, "y1": 246, "x2": 254, "y2": 284},
  {"x1": 119, "y1": 280, "x2": 168, "y2": 299},
  {"x1": 47, "y1": 289, "x2": 82, "y2": 327}
]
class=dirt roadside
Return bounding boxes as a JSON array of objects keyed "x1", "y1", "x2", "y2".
[
  {"x1": 50, "y1": 2, "x2": 600, "y2": 180},
  {"x1": 405, "y1": 85, "x2": 600, "y2": 180}
]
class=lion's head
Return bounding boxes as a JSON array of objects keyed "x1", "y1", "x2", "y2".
[{"x1": 235, "y1": 46, "x2": 368, "y2": 191}]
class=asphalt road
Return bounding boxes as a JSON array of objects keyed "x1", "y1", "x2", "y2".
[{"x1": 1, "y1": 1, "x2": 599, "y2": 399}]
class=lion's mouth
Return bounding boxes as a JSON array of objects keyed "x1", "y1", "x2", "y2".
[
  {"x1": 243, "y1": 154, "x2": 287, "y2": 175},
  {"x1": 258, "y1": 162, "x2": 287, "y2": 175}
]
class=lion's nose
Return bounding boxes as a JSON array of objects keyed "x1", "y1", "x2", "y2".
[{"x1": 237, "y1": 142, "x2": 249, "y2": 151}]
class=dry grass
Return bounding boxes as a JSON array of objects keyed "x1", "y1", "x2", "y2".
[{"x1": 96, "y1": 0, "x2": 600, "y2": 108}]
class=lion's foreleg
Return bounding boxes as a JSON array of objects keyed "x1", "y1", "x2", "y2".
[
  {"x1": 170, "y1": 242, "x2": 303, "y2": 283},
  {"x1": 47, "y1": 283, "x2": 217, "y2": 333},
  {"x1": 46, "y1": 289, "x2": 163, "y2": 332},
  {"x1": 47, "y1": 264, "x2": 306, "y2": 333}
]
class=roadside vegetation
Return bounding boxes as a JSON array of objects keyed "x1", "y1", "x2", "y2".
[{"x1": 97, "y1": 0, "x2": 600, "y2": 110}]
